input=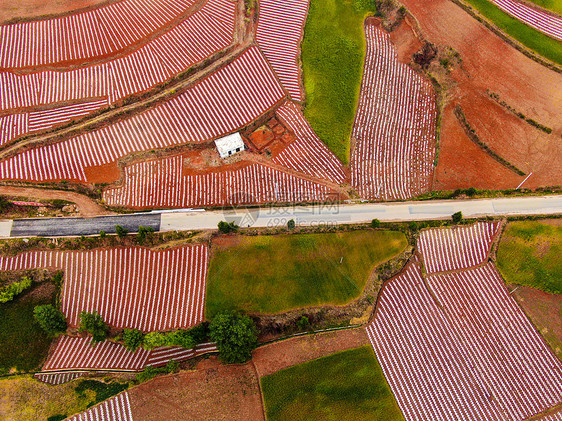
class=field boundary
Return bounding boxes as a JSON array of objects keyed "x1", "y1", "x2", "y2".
[{"x1": 450, "y1": 0, "x2": 562, "y2": 72}]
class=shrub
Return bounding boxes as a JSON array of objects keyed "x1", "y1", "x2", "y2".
[
  {"x1": 452, "y1": 211, "x2": 463, "y2": 224},
  {"x1": 218, "y1": 221, "x2": 238, "y2": 234},
  {"x1": 210, "y1": 311, "x2": 258, "y2": 364},
  {"x1": 371, "y1": 219, "x2": 381, "y2": 228},
  {"x1": 296, "y1": 316, "x2": 310, "y2": 331},
  {"x1": 80, "y1": 311, "x2": 108, "y2": 343},
  {"x1": 287, "y1": 219, "x2": 296, "y2": 230},
  {"x1": 0, "y1": 195, "x2": 11, "y2": 212},
  {"x1": 115, "y1": 225, "x2": 128, "y2": 238},
  {"x1": 0, "y1": 276, "x2": 32, "y2": 303},
  {"x1": 165, "y1": 329, "x2": 197, "y2": 349},
  {"x1": 143, "y1": 331, "x2": 167, "y2": 349},
  {"x1": 99, "y1": 230, "x2": 106, "y2": 238},
  {"x1": 122, "y1": 328, "x2": 144, "y2": 352},
  {"x1": 33, "y1": 304, "x2": 67, "y2": 335},
  {"x1": 409, "y1": 221, "x2": 419, "y2": 231},
  {"x1": 466, "y1": 187, "x2": 477, "y2": 197}
]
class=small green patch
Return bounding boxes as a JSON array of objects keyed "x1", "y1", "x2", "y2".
[
  {"x1": 497, "y1": 221, "x2": 562, "y2": 294},
  {"x1": 74, "y1": 379, "x2": 129, "y2": 408},
  {"x1": 463, "y1": 0, "x2": 562, "y2": 64},
  {"x1": 0, "y1": 285, "x2": 55, "y2": 372},
  {"x1": 206, "y1": 230, "x2": 407, "y2": 317},
  {"x1": 302, "y1": 0, "x2": 376, "y2": 163},
  {"x1": 261, "y1": 345, "x2": 403, "y2": 421}
]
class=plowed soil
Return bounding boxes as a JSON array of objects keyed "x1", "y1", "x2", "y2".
[
  {"x1": 399, "y1": 0, "x2": 562, "y2": 190},
  {"x1": 129, "y1": 359, "x2": 265, "y2": 421},
  {"x1": 0, "y1": 0, "x2": 109, "y2": 22}
]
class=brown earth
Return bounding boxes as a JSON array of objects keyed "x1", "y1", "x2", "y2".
[
  {"x1": 252, "y1": 328, "x2": 370, "y2": 378},
  {"x1": 0, "y1": 186, "x2": 112, "y2": 217},
  {"x1": 398, "y1": 0, "x2": 562, "y2": 190},
  {"x1": 128, "y1": 358, "x2": 265, "y2": 421},
  {"x1": 510, "y1": 285, "x2": 562, "y2": 359},
  {"x1": 0, "y1": 0, "x2": 109, "y2": 22}
]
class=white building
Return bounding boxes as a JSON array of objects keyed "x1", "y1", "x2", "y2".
[{"x1": 215, "y1": 133, "x2": 245, "y2": 158}]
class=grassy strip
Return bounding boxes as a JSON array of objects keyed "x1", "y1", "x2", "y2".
[
  {"x1": 261, "y1": 345, "x2": 404, "y2": 421},
  {"x1": 454, "y1": 105, "x2": 526, "y2": 176},
  {"x1": 497, "y1": 220, "x2": 561, "y2": 294},
  {"x1": 205, "y1": 230, "x2": 407, "y2": 317},
  {"x1": 487, "y1": 91, "x2": 552, "y2": 134},
  {"x1": 301, "y1": 0, "x2": 376, "y2": 164},
  {"x1": 461, "y1": 0, "x2": 562, "y2": 65},
  {"x1": 524, "y1": 0, "x2": 562, "y2": 15}
]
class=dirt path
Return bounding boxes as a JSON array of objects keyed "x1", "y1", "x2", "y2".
[
  {"x1": 0, "y1": 186, "x2": 112, "y2": 217},
  {"x1": 252, "y1": 328, "x2": 370, "y2": 378}
]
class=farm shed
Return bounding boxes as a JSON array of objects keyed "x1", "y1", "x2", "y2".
[{"x1": 215, "y1": 133, "x2": 245, "y2": 158}]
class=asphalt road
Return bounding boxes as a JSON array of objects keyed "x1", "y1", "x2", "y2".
[{"x1": 2, "y1": 195, "x2": 561, "y2": 237}]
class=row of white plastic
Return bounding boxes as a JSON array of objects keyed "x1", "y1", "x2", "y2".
[
  {"x1": 350, "y1": 23, "x2": 436, "y2": 200},
  {"x1": 490, "y1": 0, "x2": 562, "y2": 40}
]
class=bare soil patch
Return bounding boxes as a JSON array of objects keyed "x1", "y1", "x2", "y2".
[
  {"x1": 252, "y1": 328, "x2": 370, "y2": 378},
  {"x1": 399, "y1": 0, "x2": 562, "y2": 190},
  {"x1": 0, "y1": 186, "x2": 111, "y2": 217},
  {"x1": 510, "y1": 285, "x2": 562, "y2": 358},
  {"x1": 0, "y1": 0, "x2": 109, "y2": 23},
  {"x1": 129, "y1": 357, "x2": 265, "y2": 421}
]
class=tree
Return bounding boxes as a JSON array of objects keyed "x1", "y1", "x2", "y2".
[
  {"x1": 0, "y1": 276, "x2": 32, "y2": 303},
  {"x1": 122, "y1": 328, "x2": 144, "y2": 352},
  {"x1": 209, "y1": 311, "x2": 258, "y2": 364},
  {"x1": 371, "y1": 219, "x2": 381, "y2": 228},
  {"x1": 115, "y1": 225, "x2": 128, "y2": 238},
  {"x1": 452, "y1": 211, "x2": 463, "y2": 224},
  {"x1": 34, "y1": 304, "x2": 67, "y2": 335},
  {"x1": 218, "y1": 221, "x2": 238, "y2": 234},
  {"x1": 287, "y1": 219, "x2": 296, "y2": 230},
  {"x1": 143, "y1": 331, "x2": 167, "y2": 349},
  {"x1": 80, "y1": 311, "x2": 108, "y2": 343}
]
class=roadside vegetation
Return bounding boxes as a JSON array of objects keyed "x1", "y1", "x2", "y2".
[
  {"x1": 497, "y1": 220, "x2": 561, "y2": 294},
  {"x1": 261, "y1": 345, "x2": 403, "y2": 421},
  {"x1": 0, "y1": 376, "x2": 128, "y2": 421},
  {"x1": 462, "y1": 0, "x2": 562, "y2": 64},
  {"x1": 301, "y1": 0, "x2": 376, "y2": 163},
  {"x1": 206, "y1": 230, "x2": 407, "y2": 317}
]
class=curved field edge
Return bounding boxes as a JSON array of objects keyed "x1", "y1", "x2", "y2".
[
  {"x1": 524, "y1": 0, "x2": 562, "y2": 15},
  {"x1": 460, "y1": 0, "x2": 562, "y2": 65},
  {"x1": 260, "y1": 345, "x2": 404, "y2": 421},
  {"x1": 204, "y1": 230, "x2": 408, "y2": 318},
  {"x1": 497, "y1": 219, "x2": 562, "y2": 294},
  {"x1": 301, "y1": 0, "x2": 377, "y2": 164}
]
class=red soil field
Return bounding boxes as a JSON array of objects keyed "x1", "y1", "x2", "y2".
[
  {"x1": 399, "y1": 0, "x2": 562, "y2": 190},
  {"x1": 0, "y1": 0, "x2": 108, "y2": 22}
]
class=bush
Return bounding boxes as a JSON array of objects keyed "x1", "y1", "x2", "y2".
[
  {"x1": 115, "y1": 225, "x2": 128, "y2": 238},
  {"x1": 0, "y1": 195, "x2": 11, "y2": 212},
  {"x1": 0, "y1": 276, "x2": 32, "y2": 303},
  {"x1": 143, "y1": 331, "x2": 167, "y2": 349},
  {"x1": 209, "y1": 311, "x2": 258, "y2": 364},
  {"x1": 80, "y1": 311, "x2": 108, "y2": 343},
  {"x1": 218, "y1": 221, "x2": 238, "y2": 234},
  {"x1": 287, "y1": 219, "x2": 296, "y2": 230},
  {"x1": 99, "y1": 230, "x2": 106, "y2": 238},
  {"x1": 466, "y1": 187, "x2": 477, "y2": 197},
  {"x1": 136, "y1": 360, "x2": 179, "y2": 383},
  {"x1": 122, "y1": 328, "x2": 144, "y2": 352},
  {"x1": 452, "y1": 211, "x2": 463, "y2": 224},
  {"x1": 296, "y1": 316, "x2": 310, "y2": 331},
  {"x1": 370, "y1": 219, "x2": 381, "y2": 228},
  {"x1": 409, "y1": 221, "x2": 419, "y2": 231},
  {"x1": 165, "y1": 329, "x2": 197, "y2": 349},
  {"x1": 33, "y1": 304, "x2": 67, "y2": 335}
]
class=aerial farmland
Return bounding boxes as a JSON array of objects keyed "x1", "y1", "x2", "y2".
[{"x1": 0, "y1": 0, "x2": 560, "y2": 420}]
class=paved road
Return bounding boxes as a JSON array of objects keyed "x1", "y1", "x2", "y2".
[{"x1": 2, "y1": 195, "x2": 561, "y2": 237}]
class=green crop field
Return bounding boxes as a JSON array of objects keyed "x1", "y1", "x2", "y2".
[
  {"x1": 261, "y1": 345, "x2": 404, "y2": 421},
  {"x1": 301, "y1": 0, "x2": 376, "y2": 164},
  {"x1": 205, "y1": 230, "x2": 407, "y2": 317},
  {"x1": 0, "y1": 284, "x2": 55, "y2": 373},
  {"x1": 497, "y1": 220, "x2": 562, "y2": 294},
  {"x1": 526, "y1": 0, "x2": 562, "y2": 14},
  {"x1": 464, "y1": 0, "x2": 562, "y2": 65}
]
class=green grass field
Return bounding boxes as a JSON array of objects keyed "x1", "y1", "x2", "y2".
[
  {"x1": 301, "y1": 0, "x2": 376, "y2": 164},
  {"x1": 261, "y1": 345, "x2": 404, "y2": 421},
  {"x1": 206, "y1": 230, "x2": 407, "y2": 317},
  {"x1": 497, "y1": 220, "x2": 562, "y2": 294},
  {"x1": 526, "y1": 0, "x2": 562, "y2": 15},
  {"x1": 0, "y1": 285, "x2": 55, "y2": 373},
  {"x1": 464, "y1": 0, "x2": 562, "y2": 65}
]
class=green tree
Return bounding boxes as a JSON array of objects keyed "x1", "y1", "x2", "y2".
[
  {"x1": 370, "y1": 219, "x2": 381, "y2": 228},
  {"x1": 287, "y1": 219, "x2": 296, "y2": 230},
  {"x1": 143, "y1": 331, "x2": 167, "y2": 349},
  {"x1": 80, "y1": 311, "x2": 108, "y2": 343},
  {"x1": 122, "y1": 328, "x2": 144, "y2": 352},
  {"x1": 209, "y1": 311, "x2": 258, "y2": 364},
  {"x1": 0, "y1": 276, "x2": 32, "y2": 303},
  {"x1": 452, "y1": 211, "x2": 463, "y2": 224},
  {"x1": 33, "y1": 304, "x2": 67, "y2": 335},
  {"x1": 115, "y1": 225, "x2": 128, "y2": 238},
  {"x1": 218, "y1": 221, "x2": 238, "y2": 234}
]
